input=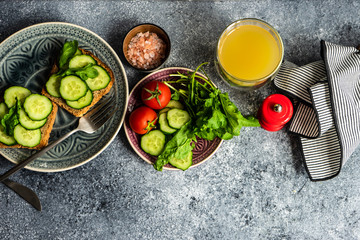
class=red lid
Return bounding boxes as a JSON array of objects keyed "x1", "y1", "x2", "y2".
[{"x1": 259, "y1": 94, "x2": 293, "y2": 132}]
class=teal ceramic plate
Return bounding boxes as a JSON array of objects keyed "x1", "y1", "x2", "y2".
[{"x1": 0, "y1": 22, "x2": 128, "y2": 172}]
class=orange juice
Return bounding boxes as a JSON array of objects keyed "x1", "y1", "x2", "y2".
[{"x1": 216, "y1": 19, "x2": 283, "y2": 90}]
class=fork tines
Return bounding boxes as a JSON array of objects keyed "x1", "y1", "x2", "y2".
[{"x1": 86, "y1": 96, "x2": 117, "y2": 126}]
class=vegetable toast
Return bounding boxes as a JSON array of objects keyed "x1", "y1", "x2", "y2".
[
  {"x1": 42, "y1": 43, "x2": 114, "y2": 117},
  {"x1": 0, "y1": 87, "x2": 58, "y2": 150}
]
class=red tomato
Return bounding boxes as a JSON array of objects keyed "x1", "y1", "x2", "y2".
[
  {"x1": 129, "y1": 106, "x2": 158, "y2": 134},
  {"x1": 141, "y1": 81, "x2": 171, "y2": 110}
]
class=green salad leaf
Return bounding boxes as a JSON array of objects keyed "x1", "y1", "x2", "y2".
[
  {"x1": 153, "y1": 63, "x2": 260, "y2": 171},
  {"x1": 154, "y1": 122, "x2": 196, "y2": 171}
]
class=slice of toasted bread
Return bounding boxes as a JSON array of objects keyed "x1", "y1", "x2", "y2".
[
  {"x1": 42, "y1": 48, "x2": 115, "y2": 117},
  {"x1": 0, "y1": 102, "x2": 58, "y2": 150}
]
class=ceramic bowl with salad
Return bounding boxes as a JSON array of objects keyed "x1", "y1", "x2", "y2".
[{"x1": 124, "y1": 64, "x2": 260, "y2": 171}]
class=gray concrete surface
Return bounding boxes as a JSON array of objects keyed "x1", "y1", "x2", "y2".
[{"x1": 1, "y1": 1, "x2": 359, "y2": 239}]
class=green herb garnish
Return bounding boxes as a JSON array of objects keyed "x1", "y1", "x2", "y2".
[
  {"x1": 59, "y1": 40, "x2": 78, "y2": 69},
  {"x1": 59, "y1": 63, "x2": 99, "y2": 80},
  {"x1": 1, "y1": 98, "x2": 21, "y2": 136}
]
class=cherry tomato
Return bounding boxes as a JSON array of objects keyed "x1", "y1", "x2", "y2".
[
  {"x1": 129, "y1": 106, "x2": 158, "y2": 135},
  {"x1": 141, "y1": 81, "x2": 171, "y2": 110}
]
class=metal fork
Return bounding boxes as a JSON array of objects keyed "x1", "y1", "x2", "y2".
[{"x1": 0, "y1": 96, "x2": 117, "y2": 183}]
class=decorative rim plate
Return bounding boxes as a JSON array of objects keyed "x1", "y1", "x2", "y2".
[
  {"x1": 0, "y1": 22, "x2": 128, "y2": 172},
  {"x1": 124, "y1": 67, "x2": 223, "y2": 170}
]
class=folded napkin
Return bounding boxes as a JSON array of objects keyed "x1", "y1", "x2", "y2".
[{"x1": 274, "y1": 41, "x2": 360, "y2": 181}]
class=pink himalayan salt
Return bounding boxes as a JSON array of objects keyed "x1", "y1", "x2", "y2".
[{"x1": 127, "y1": 31, "x2": 167, "y2": 70}]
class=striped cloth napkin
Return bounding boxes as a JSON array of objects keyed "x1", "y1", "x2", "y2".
[{"x1": 274, "y1": 41, "x2": 360, "y2": 181}]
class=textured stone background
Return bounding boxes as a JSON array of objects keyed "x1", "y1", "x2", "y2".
[{"x1": 1, "y1": 1, "x2": 360, "y2": 239}]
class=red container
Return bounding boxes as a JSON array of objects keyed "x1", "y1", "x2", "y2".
[{"x1": 259, "y1": 94, "x2": 293, "y2": 131}]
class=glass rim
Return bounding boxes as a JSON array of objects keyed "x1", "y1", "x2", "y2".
[{"x1": 216, "y1": 18, "x2": 284, "y2": 84}]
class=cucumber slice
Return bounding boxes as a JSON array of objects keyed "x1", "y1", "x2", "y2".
[
  {"x1": 69, "y1": 55, "x2": 96, "y2": 69},
  {"x1": 85, "y1": 66, "x2": 111, "y2": 91},
  {"x1": 169, "y1": 151, "x2": 193, "y2": 171},
  {"x1": 13, "y1": 124, "x2": 41, "y2": 148},
  {"x1": 0, "y1": 125, "x2": 16, "y2": 146},
  {"x1": 140, "y1": 130, "x2": 166, "y2": 156},
  {"x1": 19, "y1": 109, "x2": 47, "y2": 130},
  {"x1": 159, "y1": 112, "x2": 176, "y2": 134},
  {"x1": 46, "y1": 74, "x2": 62, "y2": 97},
  {"x1": 60, "y1": 75, "x2": 88, "y2": 101},
  {"x1": 167, "y1": 109, "x2": 191, "y2": 129},
  {"x1": 165, "y1": 100, "x2": 184, "y2": 109},
  {"x1": 66, "y1": 90, "x2": 93, "y2": 109},
  {"x1": 4, "y1": 86, "x2": 31, "y2": 108},
  {"x1": 158, "y1": 107, "x2": 170, "y2": 115},
  {"x1": 0, "y1": 102, "x2": 9, "y2": 119},
  {"x1": 23, "y1": 94, "x2": 53, "y2": 121}
]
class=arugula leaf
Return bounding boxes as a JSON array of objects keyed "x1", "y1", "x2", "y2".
[
  {"x1": 1, "y1": 99, "x2": 21, "y2": 136},
  {"x1": 59, "y1": 40, "x2": 78, "y2": 69}
]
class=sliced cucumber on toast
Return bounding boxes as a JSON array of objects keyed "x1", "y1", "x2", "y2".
[
  {"x1": 13, "y1": 124, "x2": 41, "y2": 148},
  {"x1": 0, "y1": 125, "x2": 17, "y2": 146},
  {"x1": 69, "y1": 55, "x2": 96, "y2": 69},
  {"x1": 4, "y1": 86, "x2": 31, "y2": 108},
  {"x1": 46, "y1": 74, "x2": 62, "y2": 98},
  {"x1": 66, "y1": 89, "x2": 93, "y2": 109},
  {"x1": 85, "y1": 65, "x2": 111, "y2": 91},
  {"x1": 59, "y1": 75, "x2": 88, "y2": 101},
  {"x1": 19, "y1": 109, "x2": 47, "y2": 130},
  {"x1": 23, "y1": 94, "x2": 53, "y2": 121}
]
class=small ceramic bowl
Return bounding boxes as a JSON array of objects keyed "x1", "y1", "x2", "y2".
[{"x1": 123, "y1": 23, "x2": 171, "y2": 72}]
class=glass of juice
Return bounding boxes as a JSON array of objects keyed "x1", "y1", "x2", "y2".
[{"x1": 215, "y1": 18, "x2": 284, "y2": 90}]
